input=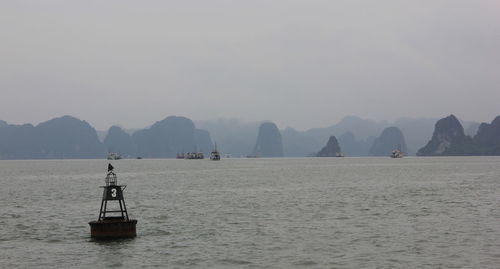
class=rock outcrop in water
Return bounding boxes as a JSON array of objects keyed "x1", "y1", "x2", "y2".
[
  {"x1": 316, "y1": 136, "x2": 342, "y2": 157},
  {"x1": 252, "y1": 122, "x2": 284, "y2": 157},
  {"x1": 369, "y1": 127, "x2": 408, "y2": 156},
  {"x1": 417, "y1": 115, "x2": 475, "y2": 156},
  {"x1": 473, "y1": 116, "x2": 500, "y2": 155}
]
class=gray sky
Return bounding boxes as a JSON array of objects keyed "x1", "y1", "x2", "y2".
[{"x1": 1, "y1": 0, "x2": 499, "y2": 131}]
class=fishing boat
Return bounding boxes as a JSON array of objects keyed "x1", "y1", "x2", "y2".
[
  {"x1": 390, "y1": 145, "x2": 403, "y2": 158},
  {"x1": 184, "y1": 146, "x2": 204, "y2": 159},
  {"x1": 107, "y1": 152, "x2": 122, "y2": 160},
  {"x1": 185, "y1": 152, "x2": 204, "y2": 159},
  {"x1": 210, "y1": 143, "x2": 221, "y2": 161}
]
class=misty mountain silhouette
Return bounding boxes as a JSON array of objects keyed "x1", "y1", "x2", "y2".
[
  {"x1": 130, "y1": 116, "x2": 213, "y2": 158},
  {"x1": 103, "y1": 126, "x2": 135, "y2": 155},
  {"x1": 474, "y1": 116, "x2": 500, "y2": 155},
  {"x1": 417, "y1": 114, "x2": 500, "y2": 156},
  {"x1": 252, "y1": 122, "x2": 284, "y2": 157},
  {"x1": 0, "y1": 114, "x2": 496, "y2": 159},
  {"x1": 316, "y1": 136, "x2": 342, "y2": 157},
  {"x1": 0, "y1": 115, "x2": 213, "y2": 159},
  {"x1": 0, "y1": 115, "x2": 104, "y2": 159},
  {"x1": 369, "y1": 127, "x2": 408, "y2": 156}
]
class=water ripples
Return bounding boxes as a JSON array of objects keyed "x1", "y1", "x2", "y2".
[{"x1": 1, "y1": 157, "x2": 500, "y2": 268}]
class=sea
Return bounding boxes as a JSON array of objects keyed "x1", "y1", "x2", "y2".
[{"x1": 1, "y1": 157, "x2": 500, "y2": 268}]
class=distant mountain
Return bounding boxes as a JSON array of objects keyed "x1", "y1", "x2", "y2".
[
  {"x1": 464, "y1": 121, "x2": 481, "y2": 137},
  {"x1": 194, "y1": 129, "x2": 214, "y2": 154},
  {"x1": 300, "y1": 116, "x2": 390, "y2": 156},
  {"x1": 305, "y1": 116, "x2": 390, "y2": 146},
  {"x1": 473, "y1": 116, "x2": 500, "y2": 155},
  {"x1": 133, "y1": 116, "x2": 212, "y2": 158},
  {"x1": 369, "y1": 127, "x2": 408, "y2": 156},
  {"x1": 281, "y1": 127, "x2": 321, "y2": 157},
  {"x1": 417, "y1": 115, "x2": 476, "y2": 156},
  {"x1": 0, "y1": 115, "x2": 105, "y2": 159},
  {"x1": 280, "y1": 116, "x2": 441, "y2": 157},
  {"x1": 96, "y1": 130, "x2": 107, "y2": 142},
  {"x1": 103, "y1": 126, "x2": 135, "y2": 156},
  {"x1": 337, "y1": 131, "x2": 374, "y2": 156},
  {"x1": 36, "y1": 116, "x2": 105, "y2": 158},
  {"x1": 197, "y1": 115, "x2": 468, "y2": 157},
  {"x1": 393, "y1": 118, "x2": 436, "y2": 155},
  {"x1": 316, "y1": 136, "x2": 342, "y2": 157},
  {"x1": 1, "y1": 114, "x2": 494, "y2": 159},
  {"x1": 0, "y1": 123, "x2": 38, "y2": 159},
  {"x1": 252, "y1": 122, "x2": 284, "y2": 157},
  {"x1": 195, "y1": 118, "x2": 259, "y2": 156},
  {"x1": 0, "y1": 115, "x2": 216, "y2": 159}
]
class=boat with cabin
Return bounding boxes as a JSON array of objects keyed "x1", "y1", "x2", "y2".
[
  {"x1": 210, "y1": 143, "x2": 221, "y2": 161},
  {"x1": 390, "y1": 145, "x2": 404, "y2": 158},
  {"x1": 185, "y1": 152, "x2": 204, "y2": 159},
  {"x1": 107, "y1": 152, "x2": 122, "y2": 160}
]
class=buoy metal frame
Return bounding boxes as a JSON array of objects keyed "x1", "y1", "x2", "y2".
[{"x1": 89, "y1": 166, "x2": 137, "y2": 239}]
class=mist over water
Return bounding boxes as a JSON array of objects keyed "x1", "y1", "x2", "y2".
[{"x1": 1, "y1": 157, "x2": 500, "y2": 268}]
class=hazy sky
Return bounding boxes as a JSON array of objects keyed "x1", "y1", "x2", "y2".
[{"x1": 1, "y1": 0, "x2": 499, "y2": 130}]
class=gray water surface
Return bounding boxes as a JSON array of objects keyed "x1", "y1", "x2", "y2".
[{"x1": 1, "y1": 157, "x2": 500, "y2": 268}]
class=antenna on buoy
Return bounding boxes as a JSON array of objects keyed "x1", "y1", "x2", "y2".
[{"x1": 89, "y1": 164, "x2": 137, "y2": 239}]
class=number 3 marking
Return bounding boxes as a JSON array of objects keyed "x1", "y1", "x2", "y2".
[{"x1": 111, "y1": 188, "x2": 117, "y2": 197}]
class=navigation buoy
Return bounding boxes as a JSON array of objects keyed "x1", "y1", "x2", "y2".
[{"x1": 89, "y1": 164, "x2": 137, "y2": 239}]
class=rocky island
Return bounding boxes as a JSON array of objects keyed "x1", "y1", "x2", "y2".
[
  {"x1": 316, "y1": 136, "x2": 343, "y2": 157},
  {"x1": 252, "y1": 122, "x2": 284, "y2": 157},
  {"x1": 369, "y1": 127, "x2": 408, "y2": 156},
  {"x1": 417, "y1": 115, "x2": 476, "y2": 156}
]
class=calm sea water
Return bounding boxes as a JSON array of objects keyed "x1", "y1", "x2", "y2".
[{"x1": 1, "y1": 157, "x2": 500, "y2": 268}]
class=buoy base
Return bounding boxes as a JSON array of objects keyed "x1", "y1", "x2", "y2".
[{"x1": 89, "y1": 217, "x2": 137, "y2": 239}]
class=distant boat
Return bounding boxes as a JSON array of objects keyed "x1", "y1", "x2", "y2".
[
  {"x1": 107, "y1": 152, "x2": 122, "y2": 160},
  {"x1": 176, "y1": 152, "x2": 185, "y2": 159},
  {"x1": 185, "y1": 152, "x2": 204, "y2": 159},
  {"x1": 390, "y1": 145, "x2": 404, "y2": 158},
  {"x1": 336, "y1": 152, "x2": 345, "y2": 157},
  {"x1": 210, "y1": 143, "x2": 221, "y2": 161},
  {"x1": 184, "y1": 146, "x2": 204, "y2": 159}
]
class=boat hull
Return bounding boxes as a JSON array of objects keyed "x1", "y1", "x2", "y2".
[{"x1": 89, "y1": 219, "x2": 137, "y2": 239}]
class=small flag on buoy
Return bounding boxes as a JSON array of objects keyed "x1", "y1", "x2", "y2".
[{"x1": 108, "y1": 163, "x2": 114, "y2": 172}]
